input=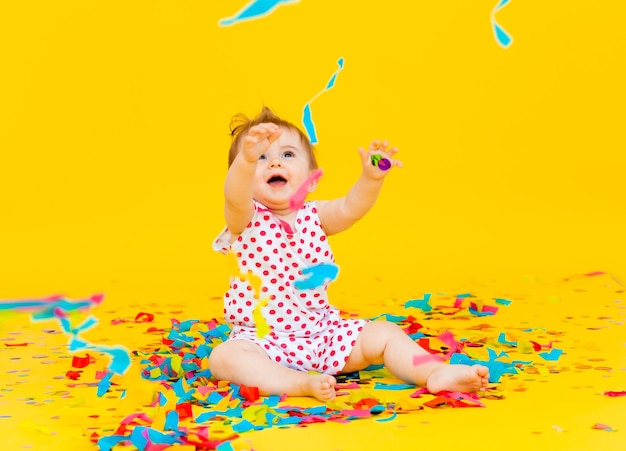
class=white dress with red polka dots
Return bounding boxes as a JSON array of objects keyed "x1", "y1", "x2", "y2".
[{"x1": 213, "y1": 200, "x2": 366, "y2": 374}]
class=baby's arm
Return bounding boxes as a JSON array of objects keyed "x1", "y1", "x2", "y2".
[
  {"x1": 223, "y1": 123, "x2": 282, "y2": 235},
  {"x1": 317, "y1": 140, "x2": 401, "y2": 236}
]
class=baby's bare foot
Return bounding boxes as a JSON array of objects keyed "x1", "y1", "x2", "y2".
[
  {"x1": 426, "y1": 364, "x2": 489, "y2": 394},
  {"x1": 307, "y1": 374, "x2": 337, "y2": 402}
]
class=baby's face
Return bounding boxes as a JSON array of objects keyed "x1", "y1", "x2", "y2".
[{"x1": 251, "y1": 127, "x2": 315, "y2": 211}]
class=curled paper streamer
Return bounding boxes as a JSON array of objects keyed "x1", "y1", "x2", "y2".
[
  {"x1": 491, "y1": 0, "x2": 513, "y2": 48},
  {"x1": 303, "y1": 58, "x2": 345, "y2": 144}
]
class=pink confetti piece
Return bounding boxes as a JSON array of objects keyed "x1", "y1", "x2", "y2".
[
  {"x1": 289, "y1": 168, "x2": 323, "y2": 210},
  {"x1": 335, "y1": 382, "x2": 361, "y2": 390}
]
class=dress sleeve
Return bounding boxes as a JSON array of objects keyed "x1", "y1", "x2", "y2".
[
  {"x1": 212, "y1": 226, "x2": 232, "y2": 254},
  {"x1": 212, "y1": 201, "x2": 262, "y2": 255}
]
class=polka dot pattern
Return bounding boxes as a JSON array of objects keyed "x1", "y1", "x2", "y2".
[{"x1": 213, "y1": 201, "x2": 365, "y2": 374}]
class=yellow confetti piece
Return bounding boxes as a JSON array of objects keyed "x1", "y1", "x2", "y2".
[
  {"x1": 242, "y1": 404, "x2": 272, "y2": 426},
  {"x1": 190, "y1": 322, "x2": 209, "y2": 334},
  {"x1": 244, "y1": 270, "x2": 263, "y2": 298},
  {"x1": 517, "y1": 340, "x2": 535, "y2": 354},
  {"x1": 170, "y1": 354, "x2": 183, "y2": 376},
  {"x1": 215, "y1": 391, "x2": 240, "y2": 410},
  {"x1": 326, "y1": 399, "x2": 351, "y2": 411},
  {"x1": 395, "y1": 398, "x2": 423, "y2": 411},
  {"x1": 253, "y1": 297, "x2": 271, "y2": 339}
]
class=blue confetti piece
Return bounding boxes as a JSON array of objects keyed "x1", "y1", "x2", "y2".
[
  {"x1": 497, "y1": 332, "x2": 518, "y2": 346},
  {"x1": 263, "y1": 395, "x2": 281, "y2": 407},
  {"x1": 374, "y1": 382, "x2": 415, "y2": 390},
  {"x1": 129, "y1": 426, "x2": 149, "y2": 451},
  {"x1": 302, "y1": 104, "x2": 316, "y2": 144},
  {"x1": 97, "y1": 435, "x2": 127, "y2": 451},
  {"x1": 232, "y1": 419, "x2": 257, "y2": 433},
  {"x1": 450, "y1": 350, "x2": 518, "y2": 383},
  {"x1": 106, "y1": 346, "x2": 132, "y2": 374},
  {"x1": 195, "y1": 407, "x2": 244, "y2": 423},
  {"x1": 164, "y1": 410, "x2": 179, "y2": 432},
  {"x1": 219, "y1": 0, "x2": 300, "y2": 27},
  {"x1": 494, "y1": 298, "x2": 512, "y2": 306},
  {"x1": 404, "y1": 294, "x2": 432, "y2": 312},
  {"x1": 294, "y1": 263, "x2": 339, "y2": 289},
  {"x1": 468, "y1": 306, "x2": 496, "y2": 316},
  {"x1": 302, "y1": 57, "x2": 345, "y2": 144},
  {"x1": 217, "y1": 441, "x2": 236, "y2": 451},
  {"x1": 375, "y1": 411, "x2": 397, "y2": 422},
  {"x1": 97, "y1": 372, "x2": 114, "y2": 397},
  {"x1": 172, "y1": 378, "x2": 196, "y2": 402},
  {"x1": 370, "y1": 313, "x2": 407, "y2": 323},
  {"x1": 538, "y1": 348, "x2": 563, "y2": 361},
  {"x1": 56, "y1": 312, "x2": 132, "y2": 376},
  {"x1": 362, "y1": 363, "x2": 384, "y2": 371},
  {"x1": 208, "y1": 390, "x2": 225, "y2": 404},
  {"x1": 144, "y1": 428, "x2": 180, "y2": 446},
  {"x1": 275, "y1": 416, "x2": 305, "y2": 426},
  {"x1": 491, "y1": 0, "x2": 513, "y2": 48},
  {"x1": 408, "y1": 332, "x2": 425, "y2": 340}
]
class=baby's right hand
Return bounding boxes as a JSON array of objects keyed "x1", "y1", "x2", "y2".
[{"x1": 241, "y1": 122, "x2": 282, "y2": 163}]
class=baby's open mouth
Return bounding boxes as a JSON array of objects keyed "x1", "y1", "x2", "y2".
[{"x1": 267, "y1": 175, "x2": 287, "y2": 186}]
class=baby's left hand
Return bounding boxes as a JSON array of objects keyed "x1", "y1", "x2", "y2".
[{"x1": 358, "y1": 140, "x2": 402, "y2": 180}]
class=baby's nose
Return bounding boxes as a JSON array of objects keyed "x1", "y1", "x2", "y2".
[{"x1": 268, "y1": 157, "x2": 282, "y2": 167}]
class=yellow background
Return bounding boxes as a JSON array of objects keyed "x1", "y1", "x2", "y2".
[
  {"x1": 1, "y1": 3, "x2": 626, "y2": 450},
  {"x1": 2, "y1": 0, "x2": 625, "y2": 298}
]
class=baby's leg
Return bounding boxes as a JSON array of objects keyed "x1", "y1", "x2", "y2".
[
  {"x1": 208, "y1": 339, "x2": 337, "y2": 402},
  {"x1": 342, "y1": 321, "x2": 489, "y2": 393}
]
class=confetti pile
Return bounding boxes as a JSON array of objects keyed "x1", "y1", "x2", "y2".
[{"x1": 1, "y1": 271, "x2": 624, "y2": 450}]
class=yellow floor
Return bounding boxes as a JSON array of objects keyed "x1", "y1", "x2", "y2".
[{"x1": 1, "y1": 270, "x2": 625, "y2": 450}]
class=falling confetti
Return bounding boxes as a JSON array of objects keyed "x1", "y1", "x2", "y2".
[
  {"x1": 289, "y1": 168, "x2": 323, "y2": 211},
  {"x1": 294, "y1": 263, "x2": 340, "y2": 289},
  {"x1": 218, "y1": 0, "x2": 300, "y2": 27}
]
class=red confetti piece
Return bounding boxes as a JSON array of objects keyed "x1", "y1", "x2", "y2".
[
  {"x1": 3, "y1": 342, "x2": 28, "y2": 347},
  {"x1": 66, "y1": 370, "x2": 82, "y2": 380},
  {"x1": 239, "y1": 384, "x2": 260, "y2": 402},
  {"x1": 604, "y1": 391, "x2": 626, "y2": 397},
  {"x1": 176, "y1": 402, "x2": 193, "y2": 420},
  {"x1": 135, "y1": 312, "x2": 154, "y2": 323},
  {"x1": 72, "y1": 354, "x2": 91, "y2": 368},
  {"x1": 146, "y1": 327, "x2": 165, "y2": 333}
]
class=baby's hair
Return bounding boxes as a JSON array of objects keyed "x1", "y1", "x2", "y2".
[{"x1": 227, "y1": 106, "x2": 319, "y2": 169}]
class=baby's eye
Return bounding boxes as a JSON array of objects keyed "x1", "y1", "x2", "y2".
[
  {"x1": 258, "y1": 154, "x2": 267, "y2": 160},
  {"x1": 282, "y1": 151, "x2": 295, "y2": 158}
]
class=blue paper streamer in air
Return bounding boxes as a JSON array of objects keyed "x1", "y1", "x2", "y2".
[
  {"x1": 219, "y1": 0, "x2": 300, "y2": 27},
  {"x1": 491, "y1": 0, "x2": 513, "y2": 48},
  {"x1": 302, "y1": 58, "x2": 345, "y2": 144}
]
